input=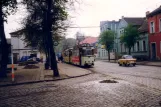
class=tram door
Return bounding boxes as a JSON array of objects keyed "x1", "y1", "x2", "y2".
[
  {"x1": 79, "y1": 48, "x2": 82, "y2": 66},
  {"x1": 69, "y1": 50, "x2": 72, "y2": 63}
]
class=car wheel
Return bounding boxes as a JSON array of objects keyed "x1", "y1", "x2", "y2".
[
  {"x1": 133, "y1": 64, "x2": 136, "y2": 66},
  {"x1": 119, "y1": 63, "x2": 122, "y2": 66},
  {"x1": 123, "y1": 63, "x2": 126, "y2": 66}
]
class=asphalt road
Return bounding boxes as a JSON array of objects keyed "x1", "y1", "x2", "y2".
[{"x1": 90, "y1": 60, "x2": 161, "y2": 90}]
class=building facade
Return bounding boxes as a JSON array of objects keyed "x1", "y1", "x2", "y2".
[
  {"x1": 98, "y1": 20, "x2": 119, "y2": 59},
  {"x1": 147, "y1": 7, "x2": 161, "y2": 60},
  {"x1": 10, "y1": 30, "x2": 41, "y2": 63},
  {"x1": 117, "y1": 17, "x2": 149, "y2": 60}
]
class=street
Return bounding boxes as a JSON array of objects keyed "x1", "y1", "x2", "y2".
[
  {"x1": 0, "y1": 61, "x2": 161, "y2": 107},
  {"x1": 90, "y1": 61, "x2": 161, "y2": 90}
]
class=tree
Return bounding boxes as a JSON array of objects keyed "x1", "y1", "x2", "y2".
[
  {"x1": 22, "y1": 0, "x2": 68, "y2": 53},
  {"x1": 99, "y1": 30, "x2": 114, "y2": 61},
  {"x1": 62, "y1": 38, "x2": 76, "y2": 50},
  {"x1": 120, "y1": 24, "x2": 139, "y2": 55},
  {"x1": 21, "y1": 0, "x2": 70, "y2": 76},
  {"x1": 0, "y1": 0, "x2": 17, "y2": 78}
]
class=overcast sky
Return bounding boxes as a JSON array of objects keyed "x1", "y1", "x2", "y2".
[{"x1": 5, "y1": 0, "x2": 161, "y2": 38}]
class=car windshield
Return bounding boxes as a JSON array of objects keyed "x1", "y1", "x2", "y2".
[{"x1": 125, "y1": 55, "x2": 133, "y2": 59}]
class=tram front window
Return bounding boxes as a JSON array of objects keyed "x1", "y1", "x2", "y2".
[{"x1": 82, "y1": 49, "x2": 93, "y2": 56}]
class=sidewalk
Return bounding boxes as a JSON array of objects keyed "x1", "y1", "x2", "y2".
[
  {"x1": 100, "y1": 59, "x2": 161, "y2": 67},
  {"x1": 0, "y1": 63, "x2": 91, "y2": 87},
  {"x1": 136, "y1": 61, "x2": 161, "y2": 67}
]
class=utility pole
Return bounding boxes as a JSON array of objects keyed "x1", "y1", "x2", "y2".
[{"x1": 46, "y1": 0, "x2": 59, "y2": 76}]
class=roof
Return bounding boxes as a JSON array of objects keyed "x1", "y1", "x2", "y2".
[
  {"x1": 124, "y1": 17, "x2": 144, "y2": 26},
  {"x1": 138, "y1": 19, "x2": 148, "y2": 33},
  {"x1": 147, "y1": 6, "x2": 161, "y2": 17},
  {"x1": 79, "y1": 37, "x2": 98, "y2": 45},
  {"x1": 10, "y1": 29, "x2": 24, "y2": 37}
]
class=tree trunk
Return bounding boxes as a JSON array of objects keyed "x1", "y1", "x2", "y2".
[
  {"x1": 46, "y1": 0, "x2": 59, "y2": 77},
  {"x1": 0, "y1": 4, "x2": 8, "y2": 78},
  {"x1": 128, "y1": 47, "x2": 131, "y2": 55},
  {"x1": 108, "y1": 50, "x2": 110, "y2": 61}
]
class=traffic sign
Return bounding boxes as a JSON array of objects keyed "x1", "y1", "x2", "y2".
[{"x1": 54, "y1": 41, "x2": 59, "y2": 46}]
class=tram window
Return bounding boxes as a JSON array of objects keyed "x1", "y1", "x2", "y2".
[
  {"x1": 73, "y1": 50, "x2": 79, "y2": 56},
  {"x1": 82, "y1": 49, "x2": 93, "y2": 56}
]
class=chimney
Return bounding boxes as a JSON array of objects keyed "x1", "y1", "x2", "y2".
[{"x1": 146, "y1": 11, "x2": 150, "y2": 16}]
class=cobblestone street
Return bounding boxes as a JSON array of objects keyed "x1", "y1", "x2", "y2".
[
  {"x1": 0, "y1": 73, "x2": 161, "y2": 107},
  {"x1": 90, "y1": 60, "x2": 161, "y2": 91}
]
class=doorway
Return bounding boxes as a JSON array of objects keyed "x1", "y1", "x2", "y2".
[{"x1": 151, "y1": 43, "x2": 156, "y2": 60}]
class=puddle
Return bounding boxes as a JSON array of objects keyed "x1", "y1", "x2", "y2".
[{"x1": 99, "y1": 80, "x2": 118, "y2": 83}]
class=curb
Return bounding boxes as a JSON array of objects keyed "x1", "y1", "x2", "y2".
[
  {"x1": 102, "y1": 60, "x2": 161, "y2": 67},
  {"x1": 136, "y1": 63, "x2": 161, "y2": 67},
  {"x1": 0, "y1": 73, "x2": 92, "y2": 88}
]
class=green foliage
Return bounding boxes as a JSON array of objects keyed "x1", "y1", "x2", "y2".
[
  {"x1": 21, "y1": 0, "x2": 68, "y2": 53},
  {"x1": 120, "y1": 24, "x2": 139, "y2": 54},
  {"x1": 0, "y1": 0, "x2": 17, "y2": 21},
  {"x1": 99, "y1": 30, "x2": 115, "y2": 51}
]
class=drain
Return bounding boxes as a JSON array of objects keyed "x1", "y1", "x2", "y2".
[{"x1": 100, "y1": 79, "x2": 118, "y2": 83}]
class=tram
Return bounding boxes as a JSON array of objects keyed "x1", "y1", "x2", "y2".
[
  {"x1": 63, "y1": 43, "x2": 95, "y2": 67},
  {"x1": 63, "y1": 48, "x2": 73, "y2": 63}
]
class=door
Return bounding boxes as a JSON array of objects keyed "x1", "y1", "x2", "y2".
[
  {"x1": 13, "y1": 53, "x2": 19, "y2": 64},
  {"x1": 79, "y1": 49, "x2": 82, "y2": 66},
  {"x1": 151, "y1": 43, "x2": 156, "y2": 60}
]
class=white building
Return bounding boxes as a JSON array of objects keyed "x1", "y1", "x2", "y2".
[
  {"x1": 98, "y1": 20, "x2": 119, "y2": 60},
  {"x1": 10, "y1": 30, "x2": 40, "y2": 63}
]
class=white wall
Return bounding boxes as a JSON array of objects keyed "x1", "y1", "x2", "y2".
[{"x1": 11, "y1": 35, "x2": 41, "y2": 60}]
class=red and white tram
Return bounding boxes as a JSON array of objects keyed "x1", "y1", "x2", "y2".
[{"x1": 63, "y1": 43, "x2": 95, "y2": 67}]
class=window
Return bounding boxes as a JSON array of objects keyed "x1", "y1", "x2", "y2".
[
  {"x1": 133, "y1": 46, "x2": 135, "y2": 52},
  {"x1": 137, "y1": 42, "x2": 140, "y2": 51},
  {"x1": 98, "y1": 52, "x2": 100, "y2": 57},
  {"x1": 121, "y1": 44, "x2": 122, "y2": 52},
  {"x1": 150, "y1": 22, "x2": 155, "y2": 33},
  {"x1": 104, "y1": 50, "x2": 106, "y2": 56},
  {"x1": 82, "y1": 49, "x2": 93, "y2": 56},
  {"x1": 143, "y1": 41, "x2": 146, "y2": 51},
  {"x1": 160, "y1": 19, "x2": 161, "y2": 32},
  {"x1": 122, "y1": 30, "x2": 124, "y2": 33},
  {"x1": 160, "y1": 41, "x2": 161, "y2": 53}
]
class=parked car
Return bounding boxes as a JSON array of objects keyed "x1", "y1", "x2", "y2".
[{"x1": 118, "y1": 55, "x2": 136, "y2": 66}]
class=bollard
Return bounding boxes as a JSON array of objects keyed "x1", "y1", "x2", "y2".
[
  {"x1": 11, "y1": 64, "x2": 14, "y2": 82},
  {"x1": 11, "y1": 45, "x2": 15, "y2": 82}
]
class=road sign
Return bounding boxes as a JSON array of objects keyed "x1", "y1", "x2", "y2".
[{"x1": 54, "y1": 41, "x2": 59, "y2": 46}]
